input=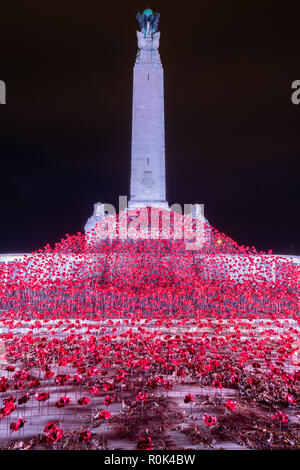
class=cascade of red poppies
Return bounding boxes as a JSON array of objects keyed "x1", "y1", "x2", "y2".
[{"x1": 0, "y1": 208, "x2": 298, "y2": 449}]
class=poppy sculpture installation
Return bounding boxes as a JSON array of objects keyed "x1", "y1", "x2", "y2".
[{"x1": 0, "y1": 208, "x2": 299, "y2": 450}]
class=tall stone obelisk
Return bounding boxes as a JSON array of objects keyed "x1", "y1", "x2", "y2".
[{"x1": 128, "y1": 9, "x2": 168, "y2": 209}]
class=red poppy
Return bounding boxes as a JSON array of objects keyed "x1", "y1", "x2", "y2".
[
  {"x1": 225, "y1": 400, "x2": 237, "y2": 411},
  {"x1": 147, "y1": 378, "x2": 157, "y2": 388},
  {"x1": 56, "y1": 396, "x2": 71, "y2": 408},
  {"x1": 35, "y1": 392, "x2": 50, "y2": 402},
  {"x1": 28, "y1": 379, "x2": 40, "y2": 388},
  {"x1": 137, "y1": 436, "x2": 152, "y2": 450},
  {"x1": 14, "y1": 380, "x2": 25, "y2": 390},
  {"x1": 79, "y1": 429, "x2": 92, "y2": 442},
  {"x1": 44, "y1": 422, "x2": 57, "y2": 434},
  {"x1": 136, "y1": 392, "x2": 148, "y2": 402},
  {"x1": 18, "y1": 393, "x2": 30, "y2": 405},
  {"x1": 0, "y1": 398, "x2": 17, "y2": 418},
  {"x1": 184, "y1": 393, "x2": 194, "y2": 403},
  {"x1": 273, "y1": 411, "x2": 288, "y2": 423},
  {"x1": 162, "y1": 381, "x2": 173, "y2": 390},
  {"x1": 78, "y1": 396, "x2": 90, "y2": 406},
  {"x1": 286, "y1": 393, "x2": 294, "y2": 404},
  {"x1": 104, "y1": 395, "x2": 113, "y2": 406},
  {"x1": 89, "y1": 385, "x2": 101, "y2": 395},
  {"x1": 44, "y1": 370, "x2": 54, "y2": 379},
  {"x1": 176, "y1": 368, "x2": 186, "y2": 377},
  {"x1": 55, "y1": 374, "x2": 70, "y2": 386},
  {"x1": 229, "y1": 374, "x2": 239, "y2": 385},
  {"x1": 0, "y1": 377, "x2": 9, "y2": 393},
  {"x1": 103, "y1": 382, "x2": 114, "y2": 392},
  {"x1": 203, "y1": 414, "x2": 217, "y2": 427},
  {"x1": 94, "y1": 410, "x2": 111, "y2": 420},
  {"x1": 10, "y1": 417, "x2": 26, "y2": 432},
  {"x1": 73, "y1": 374, "x2": 83, "y2": 384},
  {"x1": 212, "y1": 378, "x2": 222, "y2": 388},
  {"x1": 87, "y1": 367, "x2": 98, "y2": 377},
  {"x1": 44, "y1": 422, "x2": 64, "y2": 444}
]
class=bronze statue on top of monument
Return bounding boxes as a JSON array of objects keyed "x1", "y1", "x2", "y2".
[{"x1": 136, "y1": 8, "x2": 160, "y2": 36}]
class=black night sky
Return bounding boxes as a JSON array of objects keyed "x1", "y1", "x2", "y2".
[{"x1": 0, "y1": 1, "x2": 299, "y2": 254}]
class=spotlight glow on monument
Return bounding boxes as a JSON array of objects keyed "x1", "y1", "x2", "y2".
[{"x1": 129, "y1": 9, "x2": 168, "y2": 209}]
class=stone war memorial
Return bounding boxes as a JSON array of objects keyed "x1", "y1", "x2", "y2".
[{"x1": 0, "y1": 8, "x2": 299, "y2": 451}]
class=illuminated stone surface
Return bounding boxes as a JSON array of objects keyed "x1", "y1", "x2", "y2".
[{"x1": 128, "y1": 16, "x2": 168, "y2": 208}]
